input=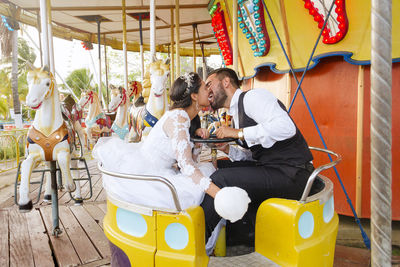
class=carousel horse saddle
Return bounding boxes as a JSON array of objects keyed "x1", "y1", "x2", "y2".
[{"x1": 27, "y1": 122, "x2": 69, "y2": 161}]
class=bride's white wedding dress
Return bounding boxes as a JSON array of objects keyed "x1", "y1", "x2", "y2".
[{"x1": 93, "y1": 109, "x2": 215, "y2": 210}]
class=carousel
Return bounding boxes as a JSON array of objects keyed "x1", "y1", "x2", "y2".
[{"x1": 0, "y1": 0, "x2": 398, "y2": 266}]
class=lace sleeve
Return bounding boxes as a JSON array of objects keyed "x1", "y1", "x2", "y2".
[{"x1": 163, "y1": 111, "x2": 211, "y2": 192}]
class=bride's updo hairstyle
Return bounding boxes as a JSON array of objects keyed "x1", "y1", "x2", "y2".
[{"x1": 170, "y1": 72, "x2": 201, "y2": 109}]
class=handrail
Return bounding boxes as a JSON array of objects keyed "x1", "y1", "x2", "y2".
[
  {"x1": 299, "y1": 147, "x2": 341, "y2": 202},
  {"x1": 97, "y1": 162, "x2": 182, "y2": 211}
]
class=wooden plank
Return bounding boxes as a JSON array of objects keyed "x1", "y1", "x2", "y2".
[
  {"x1": 70, "y1": 205, "x2": 111, "y2": 258},
  {"x1": 59, "y1": 205, "x2": 102, "y2": 264},
  {"x1": 83, "y1": 204, "x2": 106, "y2": 229},
  {"x1": 78, "y1": 175, "x2": 98, "y2": 201},
  {"x1": 86, "y1": 174, "x2": 103, "y2": 202},
  {"x1": 79, "y1": 258, "x2": 111, "y2": 267},
  {"x1": 25, "y1": 209, "x2": 54, "y2": 267},
  {"x1": 0, "y1": 210, "x2": 9, "y2": 267},
  {"x1": 41, "y1": 206, "x2": 82, "y2": 266},
  {"x1": 98, "y1": 203, "x2": 108, "y2": 214},
  {"x1": 82, "y1": 173, "x2": 102, "y2": 201},
  {"x1": 0, "y1": 182, "x2": 41, "y2": 209},
  {"x1": 95, "y1": 189, "x2": 107, "y2": 202},
  {"x1": 9, "y1": 209, "x2": 35, "y2": 267}
]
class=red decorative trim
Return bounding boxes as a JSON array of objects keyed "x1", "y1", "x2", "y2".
[
  {"x1": 303, "y1": 0, "x2": 348, "y2": 44},
  {"x1": 211, "y1": 3, "x2": 233, "y2": 65}
]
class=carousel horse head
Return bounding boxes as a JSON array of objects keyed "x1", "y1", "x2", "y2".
[
  {"x1": 148, "y1": 59, "x2": 170, "y2": 97},
  {"x1": 78, "y1": 90, "x2": 97, "y2": 109},
  {"x1": 128, "y1": 81, "x2": 143, "y2": 100},
  {"x1": 108, "y1": 86, "x2": 127, "y2": 112},
  {"x1": 26, "y1": 65, "x2": 56, "y2": 109}
]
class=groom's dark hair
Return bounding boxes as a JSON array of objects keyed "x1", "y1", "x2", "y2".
[{"x1": 207, "y1": 68, "x2": 240, "y2": 88}]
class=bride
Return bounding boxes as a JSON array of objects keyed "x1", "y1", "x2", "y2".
[{"x1": 94, "y1": 72, "x2": 250, "y2": 223}]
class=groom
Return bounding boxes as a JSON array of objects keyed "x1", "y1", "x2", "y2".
[{"x1": 201, "y1": 68, "x2": 314, "y2": 244}]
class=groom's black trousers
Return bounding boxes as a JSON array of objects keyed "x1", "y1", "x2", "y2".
[{"x1": 200, "y1": 159, "x2": 312, "y2": 245}]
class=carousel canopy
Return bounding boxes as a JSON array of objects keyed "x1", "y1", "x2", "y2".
[{"x1": 0, "y1": 0, "x2": 220, "y2": 57}]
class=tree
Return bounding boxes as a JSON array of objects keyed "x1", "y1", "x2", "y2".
[{"x1": 65, "y1": 68, "x2": 94, "y2": 98}]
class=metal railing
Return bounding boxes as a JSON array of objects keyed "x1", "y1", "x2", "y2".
[
  {"x1": 0, "y1": 129, "x2": 28, "y2": 173},
  {"x1": 299, "y1": 147, "x2": 342, "y2": 202},
  {"x1": 98, "y1": 162, "x2": 182, "y2": 211}
]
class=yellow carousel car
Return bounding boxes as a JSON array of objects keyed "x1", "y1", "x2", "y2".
[{"x1": 98, "y1": 147, "x2": 340, "y2": 267}]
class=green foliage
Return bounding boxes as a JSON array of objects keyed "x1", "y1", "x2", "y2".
[
  {"x1": 17, "y1": 38, "x2": 36, "y2": 74},
  {"x1": 65, "y1": 68, "x2": 94, "y2": 98}
]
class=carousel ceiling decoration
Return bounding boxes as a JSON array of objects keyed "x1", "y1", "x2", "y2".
[
  {"x1": 210, "y1": 2, "x2": 233, "y2": 65},
  {"x1": 238, "y1": 0, "x2": 270, "y2": 57},
  {"x1": 303, "y1": 0, "x2": 348, "y2": 44}
]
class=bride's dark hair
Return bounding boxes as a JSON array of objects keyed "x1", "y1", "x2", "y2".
[{"x1": 170, "y1": 72, "x2": 201, "y2": 109}]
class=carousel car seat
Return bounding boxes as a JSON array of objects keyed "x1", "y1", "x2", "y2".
[{"x1": 99, "y1": 147, "x2": 340, "y2": 267}]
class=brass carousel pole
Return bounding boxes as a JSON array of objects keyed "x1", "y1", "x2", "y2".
[
  {"x1": 139, "y1": 14, "x2": 144, "y2": 82},
  {"x1": 170, "y1": 8, "x2": 175, "y2": 83},
  {"x1": 232, "y1": 0, "x2": 238, "y2": 73},
  {"x1": 193, "y1": 24, "x2": 196, "y2": 72},
  {"x1": 175, "y1": 0, "x2": 180, "y2": 75},
  {"x1": 370, "y1": 0, "x2": 392, "y2": 265}
]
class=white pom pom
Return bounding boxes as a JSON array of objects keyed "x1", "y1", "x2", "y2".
[{"x1": 214, "y1": 187, "x2": 251, "y2": 223}]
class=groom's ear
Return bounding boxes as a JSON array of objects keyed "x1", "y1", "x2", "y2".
[{"x1": 222, "y1": 77, "x2": 230, "y2": 88}]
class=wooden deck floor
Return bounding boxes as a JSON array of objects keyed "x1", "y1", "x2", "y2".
[{"x1": 0, "y1": 159, "x2": 398, "y2": 266}]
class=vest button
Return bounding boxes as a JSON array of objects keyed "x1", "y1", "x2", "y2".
[{"x1": 35, "y1": 136, "x2": 40, "y2": 140}]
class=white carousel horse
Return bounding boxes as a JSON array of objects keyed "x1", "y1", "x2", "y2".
[
  {"x1": 78, "y1": 90, "x2": 111, "y2": 146},
  {"x1": 19, "y1": 66, "x2": 81, "y2": 211},
  {"x1": 108, "y1": 86, "x2": 131, "y2": 140},
  {"x1": 128, "y1": 59, "x2": 170, "y2": 142},
  {"x1": 61, "y1": 94, "x2": 87, "y2": 153}
]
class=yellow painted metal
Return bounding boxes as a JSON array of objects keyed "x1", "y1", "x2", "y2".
[
  {"x1": 103, "y1": 198, "x2": 209, "y2": 266},
  {"x1": 255, "y1": 198, "x2": 338, "y2": 267},
  {"x1": 212, "y1": 0, "x2": 400, "y2": 77},
  {"x1": 213, "y1": 225, "x2": 226, "y2": 257},
  {"x1": 103, "y1": 199, "x2": 157, "y2": 265},
  {"x1": 0, "y1": 130, "x2": 27, "y2": 173},
  {"x1": 155, "y1": 206, "x2": 209, "y2": 266}
]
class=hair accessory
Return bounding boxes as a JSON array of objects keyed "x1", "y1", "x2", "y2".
[{"x1": 181, "y1": 73, "x2": 195, "y2": 90}]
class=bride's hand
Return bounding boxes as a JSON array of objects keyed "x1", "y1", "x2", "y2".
[
  {"x1": 195, "y1": 128, "x2": 210, "y2": 139},
  {"x1": 214, "y1": 187, "x2": 251, "y2": 223}
]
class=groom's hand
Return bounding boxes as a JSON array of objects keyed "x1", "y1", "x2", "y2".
[{"x1": 215, "y1": 125, "x2": 240, "y2": 139}]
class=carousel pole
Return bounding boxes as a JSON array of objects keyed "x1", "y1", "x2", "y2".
[
  {"x1": 232, "y1": 0, "x2": 238, "y2": 73},
  {"x1": 39, "y1": 0, "x2": 49, "y2": 66},
  {"x1": 150, "y1": 0, "x2": 156, "y2": 60},
  {"x1": 175, "y1": 0, "x2": 180, "y2": 75},
  {"x1": 139, "y1": 14, "x2": 144, "y2": 82},
  {"x1": 36, "y1": 11, "x2": 43, "y2": 67},
  {"x1": 170, "y1": 9, "x2": 175, "y2": 82},
  {"x1": 193, "y1": 24, "x2": 196, "y2": 72},
  {"x1": 104, "y1": 33, "x2": 109, "y2": 108},
  {"x1": 122, "y1": 0, "x2": 128, "y2": 92},
  {"x1": 95, "y1": 17, "x2": 104, "y2": 108},
  {"x1": 370, "y1": 0, "x2": 392, "y2": 265},
  {"x1": 39, "y1": 0, "x2": 61, "y2": 237},
  {"x1": 46, "y1": 0, "x2": 55, "y2": 74}
]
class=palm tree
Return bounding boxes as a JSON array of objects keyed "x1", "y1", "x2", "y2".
[
  {"x1": 65, "y1": 68, "x2": 94, "y2": 98},
  {"x1": 0, "y1": 5, "x2": 21, "y2": 126}
]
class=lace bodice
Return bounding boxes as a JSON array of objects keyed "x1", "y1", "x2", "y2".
[{"x1": 141, "y1": 109, "x2": 211, "y2": 192}]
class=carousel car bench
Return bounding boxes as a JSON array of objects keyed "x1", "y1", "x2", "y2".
[{"x1": 99, "y1": 147, "x2": 340, "y2": 267}]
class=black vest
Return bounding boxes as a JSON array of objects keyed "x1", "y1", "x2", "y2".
[{"x1": 237, "y1": 91, "x2": 313, "y2": 176}]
